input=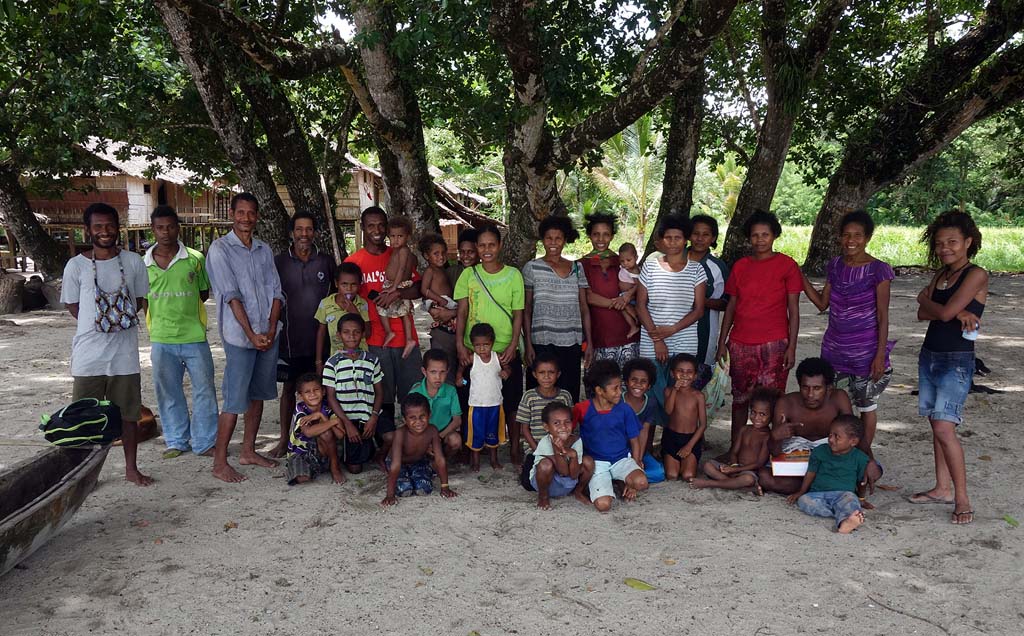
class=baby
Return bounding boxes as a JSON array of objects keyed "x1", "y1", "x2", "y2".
[
  {"x1": 380, "y1": 215, "x2": 417, "y2": 358},
  {"x1": 617, "y1": 242, "x2": 641, "y2": 338}
]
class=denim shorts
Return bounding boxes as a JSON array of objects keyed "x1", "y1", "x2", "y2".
[
  {"x1": 918, "y1": 348, "x2": 974, "y2": 425},
  {"x1": 222, "y1": 338, "x2": 280, "y2": 414}
]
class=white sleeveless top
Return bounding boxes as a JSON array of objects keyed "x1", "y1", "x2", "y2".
[{"x1": 468, "y1": 352, "x2": 503, "y2": 407}]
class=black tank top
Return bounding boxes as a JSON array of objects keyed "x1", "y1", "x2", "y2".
[{"x1": 923, "y1": 264, "x2": 985, "y2": 353}]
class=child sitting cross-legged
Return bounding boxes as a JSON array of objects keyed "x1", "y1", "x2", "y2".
[
  {"x1": 525, "y1": 401, "x2": 593, "y2": 509},
  {"x1": 381, "y1": 393, "x2": 458, "y2": 506},
  {"x1": 691, "y1": 385, "x2": 776, "y2": 496},
  {"x1": 662, "y1": 353, "x2": 707, "y2": 482},
  {"x1": 285, "y1": 372, "x2": 346, "y2": 486},
  {"x1": 574, "y1": 360, "x2": 649, "y2": 513},
  {"x1": 786, "y1": 414, "x2": 869, "y2": 534}
]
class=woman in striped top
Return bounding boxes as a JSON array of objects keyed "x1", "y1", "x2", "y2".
[{"x1": 636, "y1": 215, "x2": 707, "y2": 406}]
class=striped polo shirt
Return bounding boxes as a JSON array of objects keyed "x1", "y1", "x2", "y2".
[{"x1": 322, "y1": 351, "x2": 383, "y2": 423}]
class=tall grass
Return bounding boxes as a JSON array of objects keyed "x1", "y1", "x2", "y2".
[
  {"x1": 773, "y1": 226, "x2": 1024, "y2": 272},
  {"x1": 561, "y1": 226, "x2": 1024, "y2": 272}
]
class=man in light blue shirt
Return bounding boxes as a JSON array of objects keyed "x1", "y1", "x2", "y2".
[{"x1": 206, "y1": 193, "x2": 284, "y2": 483}]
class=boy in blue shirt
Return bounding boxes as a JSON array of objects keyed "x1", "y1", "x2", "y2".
[
  {"x1": 786, "y1": 415, "x2": 869, "y2": 533},
  {"x1": 573, "y1": 360, "x2": 649, "y2": 512}
]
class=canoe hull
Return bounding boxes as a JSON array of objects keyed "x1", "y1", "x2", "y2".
[{"x1": 0, "y1": 446, "x2": 109, "y2": 576}]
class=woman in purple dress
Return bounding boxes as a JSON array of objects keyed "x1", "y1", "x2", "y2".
[{"x1": 803, "y1": 211, "x2": 893, "y2": 485}]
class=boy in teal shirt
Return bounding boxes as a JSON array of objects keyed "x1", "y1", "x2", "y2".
[
  {"x1": 787, "y1": 415, "x2": 869, "y2": 533},
  {"x1": 408, "y1": 349, "x2": 462, "y2": 459}
]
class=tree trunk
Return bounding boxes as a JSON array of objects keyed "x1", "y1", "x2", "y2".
[
  {"x1": 646, "y1": 62, "x2": 706, "y2": 258},
  {"x1": 721, "y1": 0, "x2": 852, "y2": 263},
  {"x1": 491, "y1": 0, "x2": 737, "y2": 267},
  {"x1": 234, "y1": 60, "x2": 336, "y2": 253},
  {"x1": 805, "y1": 4, "x2": 1024, "y2": 274},
  {"x1": 352, "y1": 4, "x2": 438, "y2": 234},
  {"x1": 720, "y1": 104, "x2": 798, "y2": 262},
  {"x1": 0, "y1": 163, "x2": 66, "y2": 278},
  {"x1": 155, "y1": 0, "x2": 290, "y2": 252}
]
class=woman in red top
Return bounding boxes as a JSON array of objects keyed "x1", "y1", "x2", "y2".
[
  {"x1": 581, "y1": 213, "x2": 641, "y2": 366},
  {"x1": 716, "y1": 210, "x2": 802, "y2": 446}
]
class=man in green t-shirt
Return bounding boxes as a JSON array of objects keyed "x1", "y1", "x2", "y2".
[{"x1": 144, "y1": 206, "x2": 218, "y2": 457}]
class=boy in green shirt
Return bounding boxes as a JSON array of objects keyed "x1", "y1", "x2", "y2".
[
  {"x1": 315, "y1": 262, "x2": 370, "y2": 371},
  {"x1": 786, "y1": 415, "x2": 869, "y2": 533},
  {"x1": 144, "y1": 206, "x2": 218, "y2": 458},
  {"x1": 408, "y1": 349, "x2": 462, "y2": 459}
]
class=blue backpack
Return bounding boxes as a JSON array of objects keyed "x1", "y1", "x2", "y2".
[{"x1": 40, "y1": 398, "x2": 123, "y2": 447}]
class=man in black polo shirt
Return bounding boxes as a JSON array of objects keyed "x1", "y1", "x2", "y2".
[{"x1": 271, "y1": 211, "x2": 336, "y2": 458}]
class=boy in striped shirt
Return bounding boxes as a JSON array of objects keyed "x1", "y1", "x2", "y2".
[{"x1": 324, "y1": 313, "x2": 391, "y2": 473}]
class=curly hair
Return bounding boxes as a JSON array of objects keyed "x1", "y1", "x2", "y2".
[
  {"x1": 584, "y1": 212, "x2": 618, "y2": 236},
  {"x1": 387, "y1": 215, "x2": 414, "y2": 235},
  {"x1": 417, "y1": 232, "x2": 447, "y2": 256},
  {"x1": 922, "y1": 210, "x2": 982, "y2": 266},
  {"x1": 742, "y1": 209, "x2": 782, "y2": 238},
  {"x1": 690, "y1": 214, "x2": 720, "y2": 248},
  {"x1": 839, "y1": 210, "x2": 875, "y2": 238},
  {"x1": 655, "y1": 214, "x2": 692, "y2": 240},
  {"x1": 538, "y1": 215, "x2": 581, "y2": 244}
]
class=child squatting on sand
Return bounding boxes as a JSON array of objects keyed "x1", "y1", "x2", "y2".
[
  {"x1": 381, "y1": 393, "x2": 457, "y2": 506},
  {"x1": 285, "y1": 372, "x2": 346, "y2": 486},
  {"x1": 786, "y1": 414, "x2": 870, "y2": 533},
  {"x1": 691, "y1": 386, "x2": 776, "y2": 496},
  {"x1": 525, "y1": 401, "x2": 594, "y2": 509},
  {"x1": 574, "y1": 360, "x2": 649, "y2": 512}
]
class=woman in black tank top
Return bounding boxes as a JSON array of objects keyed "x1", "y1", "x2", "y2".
[{"x1": 911, "y1": 212, "x2": 988, "y2": 525}]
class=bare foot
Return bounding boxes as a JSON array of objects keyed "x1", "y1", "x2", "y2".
[
  {"x1": 470, "y1": 460, "x2": 481, "y2": 472},
  {"x1": 212, "y1": 463, "x2": 247, "y2": 483},
  {"x1": 331, "y1": 468, "x2": 346, "y2": 485},
  {"x1": 751, "y1": 483, "x2": 764, "y2": 496},
  {"x1": 401, "y1": 340, "x2": 417, "y2": 359},
  {"x1": 689, "y1": 478, "x2": 712, "y2": 490},
  {"x1": 267, "y1": 442, "x2": 287, "y2": 459},
  {"x1": 125, "y1": 470, "x2": 154, "y2": 486},
  {"x1": 626, "y1": 325, "x2": 640, "y2": 339},
  {"x1": 490, "y1": 459, "x2": 503, "y2": 471},
  {"x1": 382, "y1": 331, "x2": 396, "y2": 348},
  {"x1": 573, "y1": 489, "x2": 590, "y2": 506},
  {"x1": 238, "y1": 450, "x2": 279, "y2": 469},
  {"x1": 838, "y1": 510, "x2": 865, "y2": 534},
  {"x1": 908, "y1": 490, "x2": 954, "y2": 505},
  {"x1": 198, "y1": 447, "x2": 215, "y2": 457},
  {"x1": 622, "y1": 486, "x2": 638, "y2": 502},
  {"x1": 537, "y1": 495, "x2": 551, "y2": 510},
  {"x1": 860, "y1": 498, "x2": 876, "y2": 510}
]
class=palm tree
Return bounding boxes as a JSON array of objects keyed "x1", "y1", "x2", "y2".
[{"x1": 586, "y1": 114, "x2": 665, "y2": 241}]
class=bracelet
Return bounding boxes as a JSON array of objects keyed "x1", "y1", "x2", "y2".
[{"x1": 440, "y1": 482, "x2": 449, "y2": 488}]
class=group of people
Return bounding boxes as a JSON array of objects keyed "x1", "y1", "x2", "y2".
[{"x1": 60, "y1": 194, "x2": 989, "y2": 529}]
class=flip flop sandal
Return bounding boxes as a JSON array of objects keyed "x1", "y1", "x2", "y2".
[
  {"x1": 951, "y1": 510, "x2": 974, "y2": 525},
  {"x1": 162, "y1": 448, "x2": 185, "y2": 459},
  {"x1": 908, "y1": 492, "x2": 954, "y2": 505}
]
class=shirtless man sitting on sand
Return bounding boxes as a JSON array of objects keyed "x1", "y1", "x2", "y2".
[{"x1": 758, "y1": 358, "x2": 882, "y2": 499}]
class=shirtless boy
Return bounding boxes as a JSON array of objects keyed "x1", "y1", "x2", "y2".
[
  {"x1": 380, "y1": 215, "x2": 417, "y2": 358},
  {"x1": 418, "y1": 233, "x2": 458, "y2": 314},
  {"x1": 662, "y1": 353, "x2": 707, "y2": 481},
  {"x1": 758, "y1": 357, "x2": 881, "y2": 496},
  {"x1": 691, "y1": 386, "x2": 775, "y2": 495},
  {"x1": 381, "y1": 393, "x2": 458, "y2": 506}
]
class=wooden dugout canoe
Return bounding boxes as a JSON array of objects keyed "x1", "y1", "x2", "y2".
[{"x1": 0, "y1": 446, "x2": 108, "y2": 576}]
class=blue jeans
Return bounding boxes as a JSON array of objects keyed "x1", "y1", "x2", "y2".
[
  {"x1": 918, "y1": 348, "x2": 974, "y2": 425},
  {"x1": 797, "y1": 491, "x2": 862, "y2": 529},
  {"x1": 151, "y1": 342, "x2": 219, "y2": 453}
]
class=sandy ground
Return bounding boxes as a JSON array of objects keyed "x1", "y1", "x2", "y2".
[{"x1": 0, "y1": 274, "x2": 1022, "y2": 636}]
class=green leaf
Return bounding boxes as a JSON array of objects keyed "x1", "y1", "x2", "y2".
[
  {"x1": 623, "y1": 577, "x2": 656, "y2": 591},
  {"x1": 1004, "y1": 515, "x2": 1020, "y2": 528}
]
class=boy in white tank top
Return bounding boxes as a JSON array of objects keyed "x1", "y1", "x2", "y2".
[{"x1": 457, "y1": 323, "x2": 509, "y2": 471}]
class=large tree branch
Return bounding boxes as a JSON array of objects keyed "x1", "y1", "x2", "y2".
[
  {"x1": 630, "y1": 0, "x2": 691, "y2": 84},
  {"x1": 169, "y1": 0, "x2": 356, "y2": 80},
  {"x1": 724, "y1": 32, "x2": 761, "y2": 134},
  {"x1": 552, "y1": 0, "x2": 739, "y2": 167}
]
